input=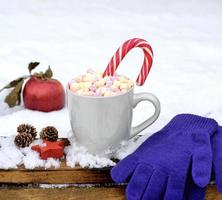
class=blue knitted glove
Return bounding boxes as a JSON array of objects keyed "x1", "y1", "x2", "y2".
[
  {"x1": 111, "y1": 114, "x2": 218, "y2": 200},
  {"x1": 212, "y1": 126, "x2": 222, "y2": 192},
  {"x1": 184, "y1": 173, "x2": 206, "y2": 200},
  {"x1": 185, "y1": 126, "x2": 222, "y2": 200}
]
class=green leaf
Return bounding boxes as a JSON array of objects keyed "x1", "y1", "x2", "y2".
[
  {"x1": 28, "y1": 62, "x2": 40, "y2": 74},
  {"x1": 4, "y1": 79, "x2": 24, "y2": 107},
  {"x1": 0, "y1": 76, "x2": 27, "y2": 92},
  {"x1": 43, "y1": 66, "x2": 53, "y2": 79}
]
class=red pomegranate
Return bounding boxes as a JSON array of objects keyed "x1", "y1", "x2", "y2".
[{"x1": 23, "y1": 76, "x2": 65, "y2": 112}]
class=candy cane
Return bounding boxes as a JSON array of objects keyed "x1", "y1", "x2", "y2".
[{"x1": 103, "y1": 38, "x2": 153, "y2": 86}]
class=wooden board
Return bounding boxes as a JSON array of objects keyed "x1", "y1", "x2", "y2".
[
  {"x1": 206, "y1": 186, "x2": 222, "y2": 200},
  {"x1": 0, "y1": 161, "x2": 112, "y2": 184},
  {"x1": 0, "y1": 160, "x2": 222, "y2": 199},
  {"x1": 0, "y1": 186, "x2": 221, "y2": 200},
  {"x1": 0, "y1": 187, "x2": 126, "y2": 200}
]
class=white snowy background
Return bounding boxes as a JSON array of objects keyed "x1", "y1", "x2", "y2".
[{"x1": 0, "y1": 0, "x2": 222, "y2": 168}]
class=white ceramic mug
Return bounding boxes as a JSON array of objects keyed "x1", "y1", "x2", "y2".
[{"x1": 67, "y1": 86, "x2": 160, "y2": 154}]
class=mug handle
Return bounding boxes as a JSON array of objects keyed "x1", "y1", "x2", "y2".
[{"x1": 130, "y1": 93, "x2": 161, "y2": 138}]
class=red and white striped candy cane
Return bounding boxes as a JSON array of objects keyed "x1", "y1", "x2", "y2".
[{"x1": 103, "y1": 38, "x2": 153, "y2": 86}]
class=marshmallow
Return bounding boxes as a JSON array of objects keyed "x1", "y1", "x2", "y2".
[
  {"x1": 95, "y1": 79, "x2": 105, "y2": 88},
  {"x1": 104, "y1": 91, "x2": 113, "y2": 97},
  {"x1": 70, "y1": 83, "x2": 81, "y2": 92},
  {"x1": 69, "y1": 69, "x2": 134, "y2": 97},
  {"x1": 84, "y1": 81, "x2": 92, "y2": 88},
  {"x1": 111, "y1": 80, "x2": 120, "y2": 90},
  {"x1": 120, "y1": 83, "x2": 129, "y2": 90}
]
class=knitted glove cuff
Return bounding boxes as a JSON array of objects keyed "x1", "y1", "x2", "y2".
[{"x1": 163, "y1": 114, "x2": 218, "y2": 135}]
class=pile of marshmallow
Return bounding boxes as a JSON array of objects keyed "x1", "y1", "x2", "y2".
[{"x1": 69, "y1": 69, "x2": 134, "y2": 97}]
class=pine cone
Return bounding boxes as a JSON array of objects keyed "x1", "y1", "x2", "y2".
[
  {"x1": 40, "y1": 126, "x2": 58, "y2": 142},
  {"x1": 14, "y1": 132, "x2": 33, "y2": 148},
  {"x1": 60, "y1": 138, "x2": 71, "y2": 146},
  {"x1": 17, "y1": 124, "x2": 37, "y2": 138}
]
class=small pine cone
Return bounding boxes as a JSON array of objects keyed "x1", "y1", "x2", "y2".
[
  {"x1": 40, "y1": 126, "x2": 58, "y2": 142},
  {"x1": 14, "y1": 132, "x2": 33, "y2": 148},
  {"x1": 60, "y1": 138, "x2": 71, "y2": 146},
  {"x1": 17, "y1": 124, "x2": 37, "y2": 138}
]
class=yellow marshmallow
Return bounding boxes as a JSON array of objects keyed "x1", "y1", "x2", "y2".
[
  {"x1": 104, "y1": 91, "x2": 113, "y2": 97},
  {"x1": 128, "y1": 79, "x2": 134, "y2": 87},
  {"x1": 120, "y1": 83, "x2": 129, "y2": 90},
  {"x1": 84, "y1": 81, "x2": 92, "y2": 88},
  {"x1": 98, "y1": 87, "x2": 107, "y2": 95},
  {"x1": 111, "y1": 80, "x2": 120, "y2": 90},
  {"x1": 79, "y1": 82, "x2": 87, "y2": 89},
  {"x1": 95, "y1": 79, "x2": 105, "y2": 88},
  {"x1": 114, "y1": 80, "x2": 121, "y2": 86},
  {"x1": 70, "y1": 83, "x2": 81, "y2": 92}
]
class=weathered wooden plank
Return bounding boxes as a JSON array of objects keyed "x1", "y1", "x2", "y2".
[
  {"x1": 0, "y1": 185, "x2": 221, "y2": 200},
  {"x1": 0, "y1": 161, "x2": 112, "y2": 184},
  {"x1": 0, "y1": 187, "x2": 126, "y2": 200},
  {"x1": 206, "y1": 185, "x2": 222, "y2": 200},
  {"x1": 0, "y1": 161, "x2": 222, "y2": 198},
  {"x1": 0, "y1": 169, "x2": 112, "y2": 184}
]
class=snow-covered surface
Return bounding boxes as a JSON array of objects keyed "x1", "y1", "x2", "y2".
[
  {"x1": 0, "y1": 137, "x2": 61, "y2": 169},
  {"x1": 0, "y1": 135, "x2": 113, "y2": 169},
  {"x1": 0, "y1": 0, "x2": 222, "y2": 168},
  {"x1": 65, "y1": 135, "x2": 115, "y2": 168},
  {"x1": 0, "y1": 134, "x2": 148, "y2": 169}
]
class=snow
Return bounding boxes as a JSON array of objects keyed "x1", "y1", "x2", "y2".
[
  {"x1": 0, "y1": 137, "x2": 23, "y2": 169},
  {"x1": 0, "y1": 0, "x2": 222, "y2": 168},
  {"x1": 65, "y1": 135, "x2": 115, "y2": 168},
  {"x1": 0, "y1": 132, "x2": 146, "y2": 169},
  {"x1": 0, "y1": 137, "x2": 61, "y2": 169},
  {"x1": 0, "y1": 135, "x2": 115, "y2": 169}
]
